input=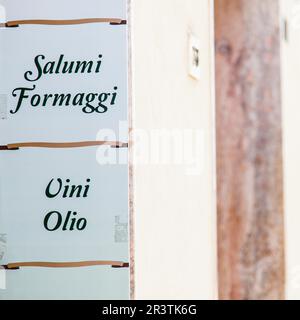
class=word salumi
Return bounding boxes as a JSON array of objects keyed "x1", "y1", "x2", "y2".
[{"x1": 10, "y1": 54, "x2": 119, "y2": 115}]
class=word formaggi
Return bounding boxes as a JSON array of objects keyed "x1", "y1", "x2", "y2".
[{"x1": 10, "y1": 54, "x2": 119, "y2": 115}]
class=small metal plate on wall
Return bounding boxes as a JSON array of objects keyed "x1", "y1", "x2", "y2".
[{"x1": 188, "y1": 33, "x2": 201, "y2": 80}]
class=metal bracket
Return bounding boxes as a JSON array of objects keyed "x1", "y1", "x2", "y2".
[{"x1": 0, "y1": 145, "x2": 19, "y2": 150}]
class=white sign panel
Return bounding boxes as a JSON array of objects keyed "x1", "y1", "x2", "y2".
[{"x1": 0, "y1": 0, "x2": 129, "y2": 299}]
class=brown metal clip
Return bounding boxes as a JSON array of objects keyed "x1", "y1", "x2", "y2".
[
  {"x1": 1, "y1": 265, "x2": 20, "y2": 270},
  {"x1": 111, "y1": 262, "x2": 129, "y2": 268},
  {"x1": 110, "y1": 20, "x2": 127, "y2": 25},
  {"x1": 0, "y1": 145, "x2": 19, "y2": 150}
]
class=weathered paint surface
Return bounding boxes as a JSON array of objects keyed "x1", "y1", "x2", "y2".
[{"x1": 215, "y1": 0, "x2": 285, "y2": 300}]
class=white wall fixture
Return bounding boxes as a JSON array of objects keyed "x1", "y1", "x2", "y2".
[{"x1": 188, "y1": 33, "x2": 201, "y2": 80}]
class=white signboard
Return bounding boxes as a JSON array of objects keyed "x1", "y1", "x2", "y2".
[{"x1": 0, "y1": 0, "x2": 129, "y2": 299}]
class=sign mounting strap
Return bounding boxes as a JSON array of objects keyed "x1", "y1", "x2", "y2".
[
  {"x1": 0, "y1": 18, "x2": 127, "y2": 28},
  {"x1": 2, "y1": 260, "x2": 129, "y2": 270},
  {"x1": 0, "y1": 141, "x2": 128, "y2": 150}
]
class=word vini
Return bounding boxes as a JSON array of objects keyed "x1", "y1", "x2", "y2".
[
  {"x1": 10, "y1": 54, "x2": 119, "y2": 115},
  {"x1": 43, "y1": 178, "x2": 91, "y2": 232}
]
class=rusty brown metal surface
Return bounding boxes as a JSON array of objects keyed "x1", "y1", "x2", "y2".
[{"x1": 215, "y1": 0, "x2": 285, "y2": 300}]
